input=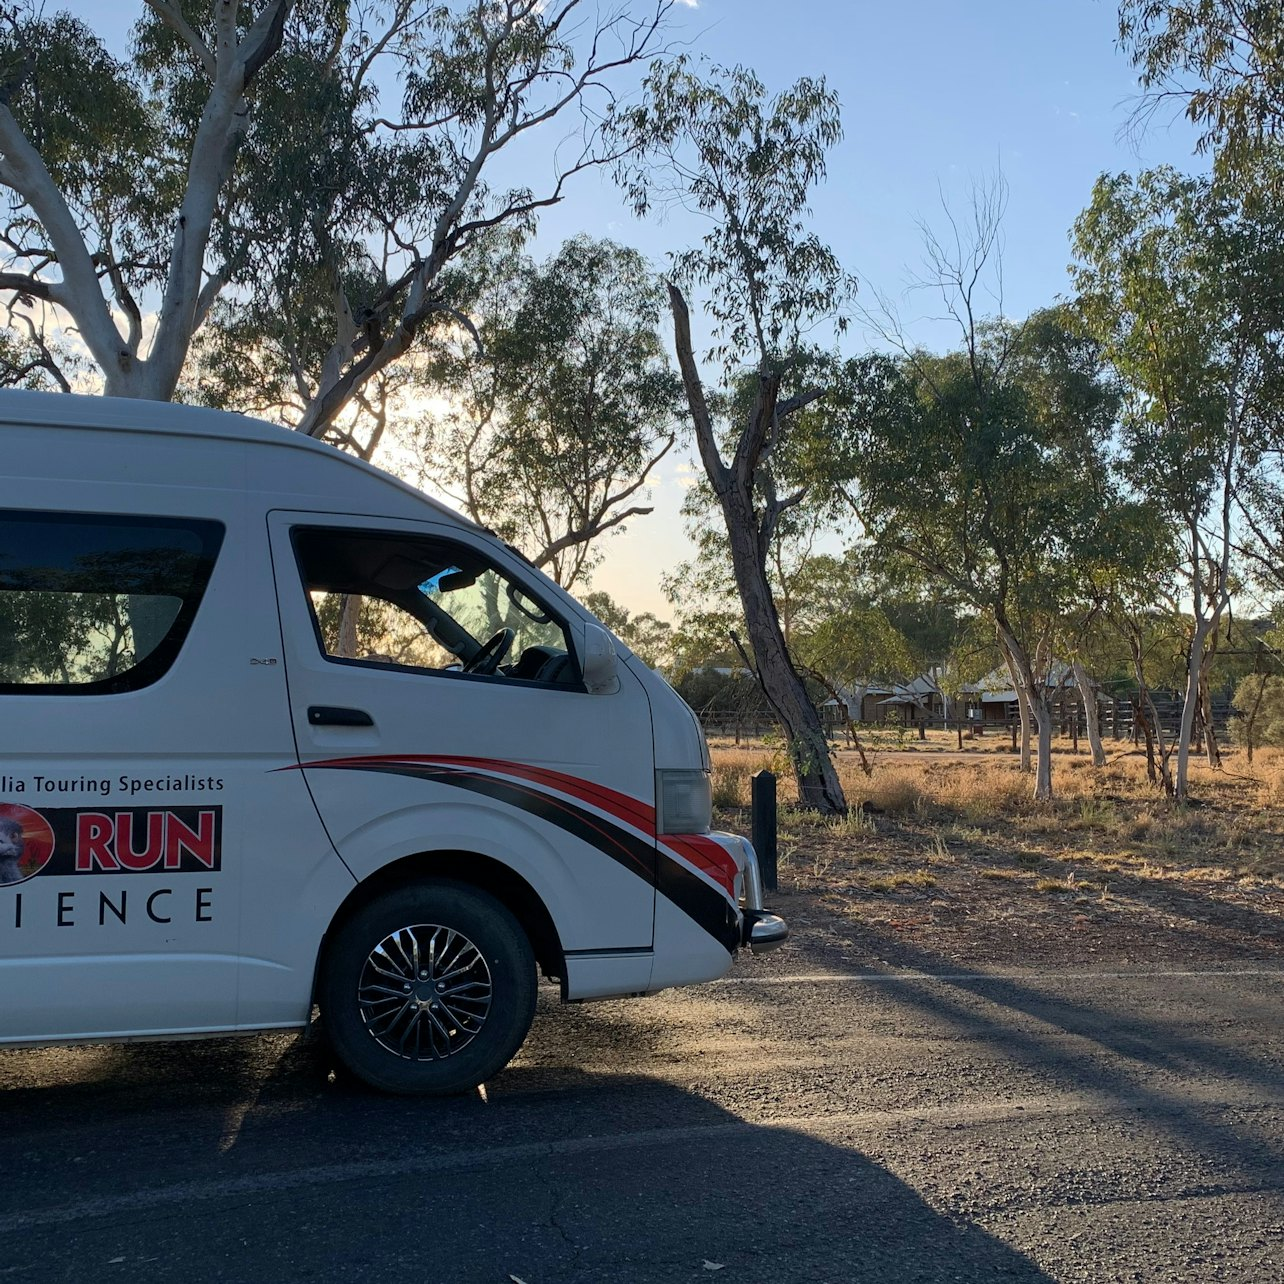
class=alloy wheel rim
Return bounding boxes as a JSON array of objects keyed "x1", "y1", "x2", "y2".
[{"x1": 357, "y1": 923, "x2": 493, "y2": 1060}]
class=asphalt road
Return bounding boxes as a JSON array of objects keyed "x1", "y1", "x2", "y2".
[{"x1": 3, "y1": 943, "x2": 1284, "y2": 1283}]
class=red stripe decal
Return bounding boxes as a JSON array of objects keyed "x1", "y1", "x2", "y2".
[
  {"x1": 295, "y1": 753, "x2": 657, "y2": 834},
  {"x1": 660, "y1": 834, "x2": 738, "y2": 898},
  {"x1": 419, "y1": 756, "x2": 656, "y2": 833},
  {"x1": 293, "y1": 753, "x2": 740, "y2": 907}
]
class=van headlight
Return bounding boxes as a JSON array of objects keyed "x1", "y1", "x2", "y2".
[{"x1": 656, "y1": 769, "x2": 713, "y2": 835}]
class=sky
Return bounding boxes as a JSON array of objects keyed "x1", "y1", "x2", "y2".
[
  {"x1": 64, "y1": 0, "x2": 1208, "y2": 619},
  {"x1": 567, "y1": 0, "x2": 1207, "y2": 619}
]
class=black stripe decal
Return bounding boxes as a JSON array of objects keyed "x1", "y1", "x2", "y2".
[
  {"x1": 309, "y1": 761, "x2": 738, "y2": 951},
  {"x1": 656, "y1": 857, "x2": 742, "y2": 953}
]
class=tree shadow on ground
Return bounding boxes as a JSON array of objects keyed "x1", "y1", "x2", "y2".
[{"x1": 828, "y1": 929, "x2": 1284, "y2": 1190}]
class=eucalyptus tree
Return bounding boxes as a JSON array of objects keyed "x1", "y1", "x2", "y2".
[
  {"x1": 849, "y1": 307, "x2": 1124, "y2": 801},
  {"x1": 0, "y1": 314, "x2": 79, "y2": 389},
  {"x1": 1058, "y1": 493, "x2": 1181, "y2": 772},
  {"x1": 1107, "y1": 600, "x2": 1189, "y2": 790},
  {"x1": 612, "y1": 58, "x2": 857, "y2": 813},
  {"x1": 1072, "y1": 164, "x2": 1284, "y2": 797},
  {"x1": 666, "y1": 497, "x2": 917, "y2": 765},
  {"x1": 1232, "y1": 613, "x2": 1284, "y2": 758},
  {"x1": 665, "y1": 476, "x2": 853, "y2": 652},
  {"x1": 411, "y1": 234, "x2": 681, "y2": 590},
  {"x1": 0, "y1": 1, "x2": 671, "y2": 441},
  {"x1": 1233, "y1": 673, "x2": 1284, "y2": 756},
  {"x1": 789, "y1": 580, "x2": 915, "y2": 771},
  {"x1": 1119, "y1": 1, "x2": 1284, "y2": 170}
]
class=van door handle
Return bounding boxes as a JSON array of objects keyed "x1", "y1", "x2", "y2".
[{"x1": 307, "y1": 706, "x2": 374, "y2": 727}]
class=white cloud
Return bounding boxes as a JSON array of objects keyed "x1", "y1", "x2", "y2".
[{"x1": 674, "y1": 459, "x2": 701, "y2": 489}]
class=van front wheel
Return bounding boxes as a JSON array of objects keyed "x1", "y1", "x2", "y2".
[{"x1": 320, "y1": 881, "x2": 537, "y2": 1095}]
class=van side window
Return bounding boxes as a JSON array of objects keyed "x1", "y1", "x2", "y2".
[
  {"x1": 293, "y1": 528, "x2": 581, "y2": 687},
  {"x1": 0, "y1": 512, "x2": 224, "y2": 695}
]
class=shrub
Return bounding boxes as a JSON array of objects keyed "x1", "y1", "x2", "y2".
[
  {"x1": 865, "y1": 769, "x2": 924, "y2": 815},
  {"x1": 1231, "y1": 675, "x2": 1284, "y2": 751},
  {"x1": 711, "y1": 763, "x2": 749, "y2": 808}
]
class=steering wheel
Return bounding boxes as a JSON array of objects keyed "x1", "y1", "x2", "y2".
[{"x1": 463, "y1": 628, "x2": 515, "y2": 676}]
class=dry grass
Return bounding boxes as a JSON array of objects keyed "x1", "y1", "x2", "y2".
[
  {"x1": 862, "y1": 768, "x2": 926, "y2": 815},
  {"x1": 709, "y1": 741, "x2": 1284, "y2": 877},
  {"x1": 1256, "y1": 754, "x2": 1284, "y2": 806},
  {"x1": 710, "y1": 738, "x2": 1284, "y2": 965},
  {"x1": 711, "y1": 761, "x2": 750, "y2": 809}
]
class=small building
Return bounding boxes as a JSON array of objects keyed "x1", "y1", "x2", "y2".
[
  {"x1": 875, "y1": 673, "x2": 946, "y2": 725},
  {"x1": 821, "y1": 683, "x2": 892, "y2": 725},
  {"x1": 959, "y1": 663, "x2": 1107, "y2": 725},
  {"x1": 822, "y1": 673, "x2": 947, "y2": 727}
]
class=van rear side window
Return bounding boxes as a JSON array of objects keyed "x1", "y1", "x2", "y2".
[{"x1": 0, "y1": 512, "x2": 224, "y2": 695}]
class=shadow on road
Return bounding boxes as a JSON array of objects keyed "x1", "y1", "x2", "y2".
[
  {"x1": 0, "y1": 1012, "x2": 1055, "y2": 1284},
  {"x1": 834, "y1": 930, "x2": 1284, "y2": 1188}
]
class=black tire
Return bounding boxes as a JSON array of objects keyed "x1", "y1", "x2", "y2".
[{"x1": 320, "y1": 880, "x2": 537, "y2": 1096}]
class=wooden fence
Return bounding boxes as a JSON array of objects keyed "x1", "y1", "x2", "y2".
[{"x1": 699, "y1": 692, "x2": 1235, "y2": 747}]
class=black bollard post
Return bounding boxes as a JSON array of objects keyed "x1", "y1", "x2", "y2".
[{"x1": 751, "y1": 769, "x2": 778, "y2": 892}]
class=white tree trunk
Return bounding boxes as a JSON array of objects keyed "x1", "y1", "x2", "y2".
[
  {"x1": 0, "y1": 0, "x2": 291, "y2": 402},
  {"x1": 1198, "y1": 661, "x2": 1220, "y2": 769},
  {"x1": 1176, "y1": 619, "x2": 1213, "y2": 800},
  {"x1": 1072, "y1": 659, "x2": 1107, "y2": 767},
  {"x1": 1174, "y1": 410, "x2": 1237, "y2": 799},
  {"x1": 997, "y1": 619, "x2": 1054, "y2": 799},
  {"x1": 1033, "y1": 696, "x2": 1054, "y2": 801},
  {"x1": 337, "y1": 594, "x2": 362, "y2": 659},
  {"x1": 1018, "y1": 690, "x2": 1033, "y2": 772}
]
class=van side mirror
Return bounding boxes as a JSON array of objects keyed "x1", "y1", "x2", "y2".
[{"x1": 580, "y1": 623, "x2": 619, "y2": 694}]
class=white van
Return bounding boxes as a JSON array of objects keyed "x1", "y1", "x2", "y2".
[{"x1": 0, "y1": 392, "x2": 785, "y2": 1094}]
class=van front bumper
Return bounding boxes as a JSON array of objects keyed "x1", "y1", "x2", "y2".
[
  {"x1": 742, "y1": 908, "x2": 789, "y2": 952},
  {"x1": 711, "y1": 831, "x2": 789, "y2": 954}
]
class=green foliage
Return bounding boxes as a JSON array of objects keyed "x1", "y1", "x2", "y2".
[
  {"x1": 1118, "y1": 1, "x2": 1284, "y2": 169},
  {"x1": 667, "y1": 607, "x2": 743, "y2": 678},
  {"x1": 415, "y1": 234, "x2": 680, "y2": 588},
  {"x1": 612, "y1": 57, "x2": 852, "y2": 371},
  {"x1": 1072, "y1": 159, "x2": 1284, "y2": 635},
  {"x1": 1231, "y1": 674, "x2": 1284, "y2": 747},
  {"x1": 665, "y1": 487, "x2": 972, "y2": 696},
  {"x1": 1110, "y1": 606, "x2": 1190, "y2": 691},
  {"x1": 0, "y1": 1, "x2": 670, "y2": 424},
  {"x1": 0, "y1": 322, "x2": 80, "y2": 391},
  {"x1": 850, "y1": 307, "x2": 1127, "y2": 634},
  {"x1": 1073, "y1": 164, "x2": 1284, "y2": 521},
  {"x1": 673, "y1": 666, "x2": 768, "y2": 721},
  {"x1": 491, "y1": 235, "x2": 680, "y2": 491},
  {"x1": 0, "y1": 1, "x2": 365, "y2": 340},
  {"x1": 0, "y1": 9, "x2": 157, "y2": 195},
  {"x1": 795, "y1": 602, "x2": 915, "y2": 689},
  {"x1": 193, "y1": 0, "x2": 670, "y2": 434}
]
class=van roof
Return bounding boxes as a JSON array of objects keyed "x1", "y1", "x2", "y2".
[
  {"x1": 0, "y1": 388, "x2": 465, "y2": 524},
  {"x1": 0, "y1": 387, "x2": 321, "y2": 444}
]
